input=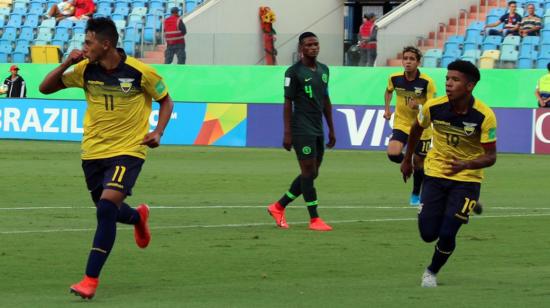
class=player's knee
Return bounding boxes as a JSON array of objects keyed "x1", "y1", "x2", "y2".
[
  {"x1": 419, "y1": 230, "x2": 439, "y2": 243},
  {"x1": 96, "y1": 199, "x2": 118, "y2": 220},
  {"x1": 387, "y1": 153, "x2": 404, "y2": 164}
]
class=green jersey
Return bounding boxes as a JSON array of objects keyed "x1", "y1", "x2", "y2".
[{"x1": 284, "y1": 61, "x2": 329, "y2": 136}]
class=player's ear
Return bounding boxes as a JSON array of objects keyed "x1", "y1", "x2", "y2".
[{"x1": 466, "y1": 81, "x2": 476, "y2": 92}]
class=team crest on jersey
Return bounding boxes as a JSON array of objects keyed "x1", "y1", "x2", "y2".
[
  {"x1": 322, "y1": 73, "x2": 328, "y2": 83},
  {"x1": 118, "y1": 78, "x2": 134, "y2": 93},
  {"x1": 462, "y1": 122, "x2": 478, "y2": 136},
  {"x1": 414, "y1": 87, "x2": 424, "y2": 96}
]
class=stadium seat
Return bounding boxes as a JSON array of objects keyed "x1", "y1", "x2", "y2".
[
  {"x1": 502, "y1": 35, "x2": 521, "y2": 47},
  {"x1": 57, "y1": 19, "x2": 73, "y2": 29},
  {"x1": 148, "y1": 1, "x2": 164, "y2": 15},
  {"x1": 517, "y1": 56, "x2": 534, "y2": 68},
  {"x1": 12, "y1": 51, "x2": 27, "y2": 63},
  {"x1": 482, "y1": 35, "x2": 502, "y2": 51},
  {"x1": 185, "y1": 0, "x2": 197, "y2": 13},
  {"x1": 39, "y1": 17, "x2": 56, "y2": 29},
  {"x1": 18, "y1": 26, "x2": 34, "y2": 41},
  {"x1": 500, "y1": 49, "x2": 519, "y2": 65},
  {"x1": 0, "y1": 51, "x2": 7, "y2": 62},
  {"x1": 479, "y1": 50, "x2": 500, "y2": 69},
  {"x1": 1, "y1": 26, "x2": 17, "y2": 41},
  {"x1": 0, "y1": 40, "x2": 13, "y2": 53},
  {"x1": 12, "y1": 6, "x2": 27, "y2": 15},
  {"x1": 545, "y1": 0, "x2": 550, "y2": 10},
  {"x1": 24, "y1": 14, "x2": 39, "y2": 27},
  {"x1": 123, "y1": 39, "x2": 136, "y2": 56},
  {"x1": 440, "y1": 55, "x2": 458, "y2": 68},
  {"x1": 7, "y1": 14, "x2": 23, "y2": 27}
]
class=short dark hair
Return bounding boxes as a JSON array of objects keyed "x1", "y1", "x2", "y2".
[
  {"x1": 508, "y1": 1, "x2": 517, "y2": 6},
  {"x1": 86, "y1": 17, "x2": 119, "y2": 47},
  {"x1": 546, "y1": 61, "x2": 550, "y2": 71},
  {"x1": 299, "y1": 32, "x2": 317, "y2": 45},
  {"x1": 402, "y1": 46, "x2": 422, "y2": 61},
  {"x1": 447, "y1": 60, "x2": 481, "y2": 83}
]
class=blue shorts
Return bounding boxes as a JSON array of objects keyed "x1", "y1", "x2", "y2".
[
  {"x1": 82, "y1": 155, "x2": 144, "y2": 197},
  {"x1": 420, "y1": 175, "x2": 481, "y2": 224}
]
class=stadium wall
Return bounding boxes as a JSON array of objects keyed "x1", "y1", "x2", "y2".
[
  {"x1": 182, "y1": 0, "x2": 345, "y2": 65},
  {"x1": 0, "y1": 64, "x2": 548, "y2": 154}
]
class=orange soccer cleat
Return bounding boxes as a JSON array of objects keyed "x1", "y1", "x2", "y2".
[
  {"x1": 309, "y1": 217, "x2": 332, "y2": 231},
  {"x1": 267, "y1": 202, "x2": 289, "y2": 229},
  {"x1": 70, "y1": 275, "x2": 98, "y2": 299},
  {"x1": 134, "y1": 204, "x2": 151, "y2": 248}
]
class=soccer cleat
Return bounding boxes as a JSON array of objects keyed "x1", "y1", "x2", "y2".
[
  {"x1": 309, "y1": 217, "x2": 332, "y2": 231},
  {"x1": 473, "y1": 202, "x2": 483, "y2": 215},
  {"x1": 134, "y1": 204, "x2": 151, "y2": 248},
  {"x1": 421, "y1": 269, "x2": 437, "y2": 288},
  {"x1": 267, "y1": 202, "x2": 289, "y2": 228},
  {"x1": 410, "y1": 194, "x2": 421, "y2": 206},
  {"x1": 70, "y1": 275, "x2": 98, "y2": 299}
]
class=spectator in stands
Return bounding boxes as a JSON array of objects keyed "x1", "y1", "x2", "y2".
[
  {"x1": 45, "y1": 0, "x2": 75, "y2": 23},
  {"x1": 164, "y1": 7, "x2": 187, "y2": 64},
  {"x1": 358, "y1": 13, "x2": 377, "y2": 66},
  {"x1": 69, "y1": 0, "x2": 95, "y2": 21},
  {"x1": 535, "y1": 63, "x2": 550, "y2": 108},
  {"x1": 484, "y1": 1, "x2": 521, "y2": 36},
  {"x1": 0, "y1": 65, "x2": 27, "y2": 98},
  {"x1": 519, "y1": 4, "x2": 542, "y2": 37}
]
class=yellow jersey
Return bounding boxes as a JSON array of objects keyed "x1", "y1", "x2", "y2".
[
  {"x1": 387, "y1": 70, "x2": 435, "y2": 140},
  {"x1": 62, "y1": 50, "x2": 168, "y2": 160},
  {"x1": 418, "y1": 96, "x2": 497, "y2": 183}
]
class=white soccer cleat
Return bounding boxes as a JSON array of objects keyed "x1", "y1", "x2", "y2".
[{"x1": 421, "y1": 269, "x2": 437, "y2": 288}]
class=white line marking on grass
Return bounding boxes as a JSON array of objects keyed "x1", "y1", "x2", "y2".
[
  {"x1": 1, "y1": 213, "x2": 549, "y2": 235},
  {"x1": 3, "y1": 205, "x2": 550, "y2": 211}
]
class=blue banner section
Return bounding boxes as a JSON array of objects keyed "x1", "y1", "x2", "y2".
[
  {"x1": 0, "y1": 99, "x2": 247, "y2": 147},
  {"x1": 247, "y1": 104, "x2": 534, "y2": 154}
]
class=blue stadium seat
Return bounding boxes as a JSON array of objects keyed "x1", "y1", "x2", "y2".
[
  {"x1": 29, "y1": 5, "x2": 44, "y2": 15},
  {"x1": 443, "y1": 42, "x2": 461, "y2": 56},
  {"x1": 0, "y1": 41, "x2": 13, "y2": 54},
  {"x1": 440, "y1": 55, "x2": 458, "y2": 68},
  {"x1": 1, "y1": 26, "x2": 17, "y2": 41},
  {"x1": 0, "y1": 52, "x2": 8, "y2": 63},
  {"x1": 114, "y1": 5, "x2": 130, "y2": 15},
  {"x1": 7, "y1": 14, "x2": 23, "y2": 27},
  {"x1": 132, "y1": 0, "x2": 146, "y2": 8},
  {"x1": 57, "y1": 19, "x2": 73, "y2": 29},
  {"x1": 446, "y1": 35, "x2": 464, "y2": 44},
  {"x1": 522, "y1": 36, "x2": 540, "y2": 47},
  {"x1": 14, "y1": 39, "x2": 30, "y2": 53},
  {"x1": 482, "y1": 35, "x2": 502, "y2": 51},
  {"x1": 148, "y1": 1, "x2": 164, "y2": 15},
  {"x1": 145, "y1": 14, "x2": 162, "y2": 30},
  {"x1": 40, "y1": 17, "x2": 56, "y2": 28},
  {"x1": 500, "y1": 49, "x2": 519, "y2": 63},
  {"x1": 185, "y1": 0, "x2": 197, "y2": 13},
  {"x1": 96, "y1": 5, "x2": 112, "y2": 16},
  {"x1": 545, "y1": 0, "x2": 550, "y2": 10},
  {"x1": 517, "y1": 56, "x2": 534, "y2": 68},
  {"x1": 123, "y1": 39, "x2": 136, "y2": 56},
  {"x1": 12, "y1": 51, "x2": 26, "y2": 63},
  {"x1": 422, "y1": 56, "x2": 439, "y2": 68},
  {"x1": 12, "y1": 7, "x2": 27, "y2": 15},
  {"x1": 18, "y1": 26, "x2": 35, "y2": 41},
  {"x1": 143, "y1": 26, "x2": 156, "y2": 44},
  {"x1": 502, "y1": 35, "x2": 521, "y2": 46},
  {"x1": 124, "y1": 26, "x2": 141, "y2": 43},
  {"x1": 24, "y1": 14, "x2": 39, "y2": 27}
]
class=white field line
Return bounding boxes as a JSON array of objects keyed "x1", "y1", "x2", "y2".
[
  {"x1": 1, "y1": 213, "x2": 549, "y2": 235},
  {"x1": 1, "y1": 205, "x2": 550, "y2": 211}
]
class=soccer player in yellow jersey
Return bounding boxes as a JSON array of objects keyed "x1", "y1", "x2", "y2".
[
  {"x1": 384, "y1": 46, "x2": 436, "y2": 206},
  {"x1": 401, "y1": 60, "x2": 497, "y2": 288},
  {"x1": 39, "y1": 18, "x2": 174, "y2": 299}
]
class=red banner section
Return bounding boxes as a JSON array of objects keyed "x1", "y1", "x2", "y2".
[{"x1": 534, "y1": 109, "x2": 550, "y2": 154}]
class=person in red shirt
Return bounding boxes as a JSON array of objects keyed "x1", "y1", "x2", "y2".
[
  {"x1": 358, "y1": 13, "x2": 377, "y2": 66},
  {"x1": 69, "y1": 0, "x2": 95, "y2": 21},
  {"x1": 164, "y1": 7, "x2": 187, "y2": 64}
]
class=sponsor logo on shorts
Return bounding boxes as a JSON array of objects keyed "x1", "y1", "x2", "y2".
[{"x1": 302, "y1": 146, "x2": 312, "y2": 155}]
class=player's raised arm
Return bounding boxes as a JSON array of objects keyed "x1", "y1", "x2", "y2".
[
  {"x1": 39, "y1": 49, "x2": 84, "y2": 94},
  {"x1": 141, "y1": 94, "x2": 174, "y2": 148}
]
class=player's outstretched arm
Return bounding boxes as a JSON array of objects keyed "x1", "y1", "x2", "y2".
[
  {"x1": 323, "y1": 96, "x2": 336, "y2": 148},
  {"x1": 282, "y1": 98, "x2": 292, "y2": 151},
  {"x1": 383, "y1": 89, "x2": 393, "y2": 120},
  {"x1": 401, "y1": 121, "x2": 424, "y2": 182},
  {"x1": 39, "y1": 49, "x2": 84, "y2": 94},
  {"x1": 141, "y1": 94, "x2": 174, "y2": 148}
]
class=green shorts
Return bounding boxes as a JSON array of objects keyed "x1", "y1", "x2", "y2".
[{"x1": 292, "y1": 135, "x2": 325, "y2": 161}]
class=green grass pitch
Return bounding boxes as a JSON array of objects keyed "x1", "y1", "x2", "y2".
[{"x1": 0, "y1": 140, "x2": 549, "y2": 307}]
